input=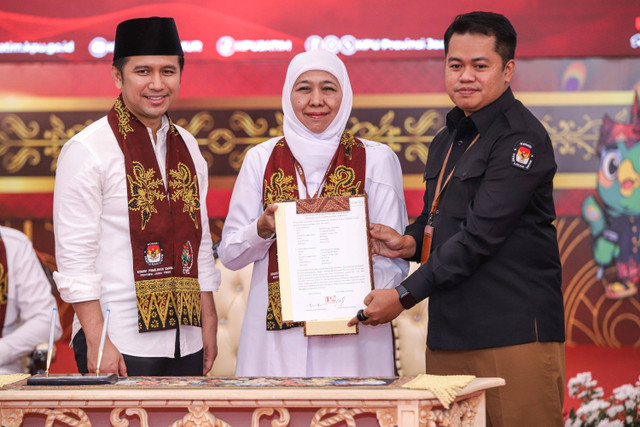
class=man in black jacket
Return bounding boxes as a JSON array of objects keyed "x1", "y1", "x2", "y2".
[{"x1": 350, "y1": 11, "x2": 565, "y2": 427}]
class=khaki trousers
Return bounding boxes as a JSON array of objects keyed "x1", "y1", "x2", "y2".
[{"x1": 426, "y1": 341, "x2": 565, "y2": 427}]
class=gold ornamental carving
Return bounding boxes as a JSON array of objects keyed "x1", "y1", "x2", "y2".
[
  {"x1": 0, "y1": 101, "x2": 632, "y2": 176},
  {"x1": 541, "y1": 114, "x2": 600, "y2": 161},
  {"x1": 311, "y1": 407, "x2": 377, "y2": 427},
  {"x1": 418, "y1": 395, "x2": 481, "y2": 427},
  {"x1": 0, "y1": 108, "x2": 441, "y2": 175},
  {"x1": 168, "y1": 405, "x2": 231, "y2": 427},
  {"x1": 0, "y1": 407, "x2": 91, "y2": 426},
  {"x1": 251, "y1": 407, "x2": 290, "y2": 426},
  {"x1": 540, "y1": 107, "x2": 629, "y2": 162},
  {"x1": 0, "y1": 114, "x2": 40, "y2": 174},
  {"x1": 110, "y1": 407, "x2": 150, "y2": 426}
]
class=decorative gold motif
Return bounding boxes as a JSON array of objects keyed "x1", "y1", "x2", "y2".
[
  {"x1": 176, "y1": 111, "x2": 214, "y2": 137},
  {"x1": 375, "y1": 408, "x2": 398, "y2": 427},
  {"x1": 169, "y1": 121, "x2": 180, "y2": 137},
  {"x1": 268, "y1": 111, "x2": 285, "y2": 137},
  {"x1": 263, "y1": 168, "x2": 297, "y2": 208},
  {"x1": 0, "y1": 407, "x2": 91, "y2": 427},
  {"x1": 169, "y1": 162, "x2": 201, "y2": 229},
  {"x1": 0, "y1": 114, "x2": 40, "y2": 174},
  {"x1": 114, "y1": 97, "x2": 134, "y2": 139},
  {"x1": 169, "y1": 406, "x2": 231, "y2": 427},
  {"x1": 540, "y1": 114, "x2": 602, "y2": 161},
  {"x1": 349, "y1": 110, "x2": 401, "y2": 147},
  {"x1": 340, "y1": 131, "x2": 363, "y2": 159},
  {"x1": 404, "y1": 110, "x2": 443, "y2": 139},
  {"x1": 43, "y1": 115, "x2": 93, "y2": 172},
  {"x1": 0, "y1": 105, "x2": 621, "y2": 181},
  {"x1": 0, "y1": 108, "x2": 442, "y2": 175},
  {"x1": 136, "y1": 276, "x2": 201, "y2": 331},
  {"x1": 311, "y1": 407, "x2": 373, "y2": 427},
  {"x1": 127, "y1": 161, "x2": 165, "y2": 230},
  {"x1": 111, "y1": 407, "x2": 150, "y2": 427},
  {"x1": 323, "y1": 166, "x2": 361, "y2": 196},
  {"x1": 417, "y1": 396, "x2": 481, "y2": 427},
  {"x1": 230, "y1": 110, "x2": 269, "y2": 136},
  {"x1": 175, "y1": 276, "x2": 202, "y2": 327},
  {"x1": 136, "y1": 277, "x2": 177, "y2": 331},
  {"x1": 0, "y1": 264, "x2": 7, "y2": 305},
  {"x1": 251, "y1": 407, "x2": 290, "y2": 427},
  {"x1": 267, "y1": 280, "x2": 284, "y2": 329}
]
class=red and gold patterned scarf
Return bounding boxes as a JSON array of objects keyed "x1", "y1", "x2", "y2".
[
  {"x1": 0, "y1": 232, "x2": 7, "y2": 336},
  {"x1": 263, "y1": 131, "x2": 366, "y2": 330},
  {"x1": 108, "y1": 95, "x2": 202, "y2": 333}
]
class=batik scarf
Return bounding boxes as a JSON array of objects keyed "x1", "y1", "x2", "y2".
[
  {"x1": 108, "y1": 95, "x2": 202, "y2": 333},
  {"x1": 0, "y1": 232, "x2": 7, "y2": 336},
  {"x1": 263, "y1": 131, "x2": 366, "y2": 330}
]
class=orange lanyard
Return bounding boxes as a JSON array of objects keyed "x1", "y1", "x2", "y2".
[
  {"x1": 421, "y1": 133, "x2": 480, "y2": 263},
  {"x1": 427, "y1": 133, "x2": 480, "y2": 225},
  {"x1": 293, "y1": 147, "x2": 340, "y2": 199}
]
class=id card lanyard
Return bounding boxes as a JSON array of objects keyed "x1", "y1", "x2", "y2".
[
  {"x1": 293, "y1": 147, "x2": 340, "y2": 199},
  {"x1": 421, "y1": 133, "x2": 480, "y2": 263}
]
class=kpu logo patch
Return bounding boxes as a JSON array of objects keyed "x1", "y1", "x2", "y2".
[
  {"x1": 511, "y1": 142, "x2": 534, "y2": 170},
  {"x1": 144, "y1": 242, "x2": 163, "y2": 266}
]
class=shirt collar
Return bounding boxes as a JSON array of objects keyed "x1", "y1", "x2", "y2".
[
  {"x1": 158, "y1": 115, "x2": 170, "y2": 133},
  {"x1": 446, "y1": 87, "x2": 515, "y2": 136}
]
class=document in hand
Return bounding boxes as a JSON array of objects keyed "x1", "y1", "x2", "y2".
[{"x1": 274, "y1": 195, "x2": 374, "y2": 335}]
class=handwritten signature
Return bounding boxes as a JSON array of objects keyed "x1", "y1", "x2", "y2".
[{"x1": 306, "y1": 295, "x2": 346, "y2": 309}]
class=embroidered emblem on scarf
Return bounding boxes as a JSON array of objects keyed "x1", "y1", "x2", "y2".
[
  {"x1": 263, "y1": 131, "x2": 366, "y2": 330},
  {"x1": 0, "y1": 232, "x2": 8, "y2": 337},
  {"x1": 108, "y1": 95, "x2": 203, "y2": 333}
]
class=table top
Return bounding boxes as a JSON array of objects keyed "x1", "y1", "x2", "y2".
[{"x1": 0, "y1": 376, "x2": 505, "y2": 403}]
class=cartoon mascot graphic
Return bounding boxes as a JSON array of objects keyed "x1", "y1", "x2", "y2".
[{"x1": 582, "y1": 93, "x2": 640, "y2": 299}]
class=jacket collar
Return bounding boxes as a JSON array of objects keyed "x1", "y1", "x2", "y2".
[{"x1": 445, "y1": 87, "x2": 515, "y2": 136}]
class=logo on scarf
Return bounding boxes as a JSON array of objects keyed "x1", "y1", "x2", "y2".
[
  {"x1": 144, "y1": 242, "x2": 164, "y2": 266},
  {"x1": 182, "y1": 241, "x2": 194, "y2": 274}
]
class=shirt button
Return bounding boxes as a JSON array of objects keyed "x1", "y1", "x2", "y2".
[{"x1": 457, "y1": 140, "x2": 464, "y2": 146}]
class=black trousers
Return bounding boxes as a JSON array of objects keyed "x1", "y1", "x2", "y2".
[{"x1": 72, "y1": 328, "x2": 204, "y2": 376}]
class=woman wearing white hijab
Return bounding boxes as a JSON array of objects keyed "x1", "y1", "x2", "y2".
[{"x1": 219, "y1": 50, "x2": 409, "y2": 376}]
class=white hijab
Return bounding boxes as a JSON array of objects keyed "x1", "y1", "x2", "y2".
[{"x1": 281, "y1": 50, "x2": 353, "y2": 193}]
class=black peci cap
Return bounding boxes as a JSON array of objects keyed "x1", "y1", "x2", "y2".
[{"x1": 113, "y1": 17, "x2": 184, "y2": 61}]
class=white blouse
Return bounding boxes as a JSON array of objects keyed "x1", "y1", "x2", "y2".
[{"x1": 219, "y1": 137, "x2": 409, "y2": 377}]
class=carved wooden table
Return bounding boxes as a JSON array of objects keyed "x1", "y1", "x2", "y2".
[{"x1": 0, "y1": 376, "x2": 504, "y2": 426}]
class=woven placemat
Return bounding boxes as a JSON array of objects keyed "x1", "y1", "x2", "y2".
[
  {"x1": 401, "y1": 374, "x2": 475, "y2": 409},
  {"x1": 0, "y1": 374, "x2": 30, "y2": 387}
]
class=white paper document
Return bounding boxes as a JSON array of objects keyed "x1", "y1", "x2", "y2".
[{"x1": 275, "y1": 195, "x2": 373, "y2": 323}]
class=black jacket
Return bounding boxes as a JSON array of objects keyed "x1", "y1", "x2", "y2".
[{"x1": 403, "y1": 88, "x2": 565, "y2": 350}]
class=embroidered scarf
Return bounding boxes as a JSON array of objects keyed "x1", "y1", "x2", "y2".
[
  {"x1": 0, "y1": 232, "x2": 7, "y2": 337},
  {"x1": 263, "y1": 131, "x2": 366, "y2": 330},
  {"x1": 108, "y1": 95, "x2": 202, "y2": 333}
]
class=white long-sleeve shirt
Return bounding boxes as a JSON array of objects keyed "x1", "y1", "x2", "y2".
[
  {"x1": 0, "y1": 226, "x2": 62, "y2": 374},
  {"x1": 219, "y1": 137, "x2": 409, "y2": 377},
  {"x1": 53, "y1": 115, "x2": 220, "y2": 358}
]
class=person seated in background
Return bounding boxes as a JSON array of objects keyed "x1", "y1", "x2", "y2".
[
  {"x1": 0, "y1": 225, "x2": 62, "y2": 374},
  {"x1": 218, "y1": 50, "x2": 409, "y2": 377}
]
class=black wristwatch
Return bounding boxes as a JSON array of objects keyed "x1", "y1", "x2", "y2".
[{"x1": 395, "y1": 284, "x2": 417, "y2": 309}]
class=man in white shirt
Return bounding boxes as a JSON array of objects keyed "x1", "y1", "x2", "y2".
[
  {"x1": 53, "y1": 17, "x2": 220, "y2": 376},
  {"x1": 0, "y1": 226, "x2": 62, "y2": 374}
]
